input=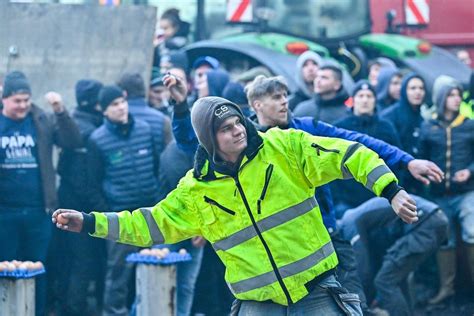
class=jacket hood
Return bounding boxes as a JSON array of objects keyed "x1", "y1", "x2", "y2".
[
  {"x1": 434, "y1": 81, "x2": 463, "y2": 119},
  {"x1": 431, "y1": 75, "x2": 458, "y2": 105},
  {"x1": 398, "y1": 73, "x2": 425, "y2": 110},
  {"x1": 207, "y1": 69, "x2": 230, "y2": 97},
  {"x1": 376, "y1": 67, "x2": 399, "y2": 104},
  {"x1": 295, "y1": 51, "x2": 323, "y2": 98},
  {"x1": 193, "y1": 108, "x2": 263, "y2": 180}
]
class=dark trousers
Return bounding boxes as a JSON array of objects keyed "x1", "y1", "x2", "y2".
[
  {"x1": 103, "y1": 240, "x2": 140, "y2": 316},
  {"x1": 331, "y1": 230, "x2": 368, "y2": 310},
  {"x1": 49, "y1": 229, "x2": 105, "y2": 316},
  {"x1": 342, "y1": 197, "x2": 448, "y2": 316},
  {"x1": 48, "y1": 186, "x2": 106, "y2": 315},
  {"x1": 192, "y1": 243, "x2": 234, "y2": 316},
  {"x1": 0, "y1": 208, "x2": 52, "y2": 316}
]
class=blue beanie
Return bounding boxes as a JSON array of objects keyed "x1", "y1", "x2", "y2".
[
  {"x1": 75, "y1": 79, "x2": 103, "y2": 110},
  {"x1": 192, "y1": 56, "x2": 219, "y2": 70}
]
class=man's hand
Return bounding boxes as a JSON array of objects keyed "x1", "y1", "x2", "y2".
[
  {"x1": 453, "y1": 169, "x2": 471, "y2": 183},
  {"x1": 163, "y1": 73, "x2": 188, "y2": 103},
  {"x1": 391, "y1": 190, "x2": 418, "y2": 224},
  {"x1": 407, "y1": 159, "x2": 444, "y2": 185},
  {"x1": 191, "y1": 236, "x2": 206, "y2": 248},
  {"x1": 44, "y1": 91, "x2": 65, "y2": 113},
  {"x1": 52, "y1": 209, "x2": 84, "y2": 233}
]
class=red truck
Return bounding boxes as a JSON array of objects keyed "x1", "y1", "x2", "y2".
[{"x1": 370, "y1": 0, "x2": 474, "y2": 66}]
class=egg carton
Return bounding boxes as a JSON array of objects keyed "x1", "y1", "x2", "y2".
[
  {"x1": 0, "y1": 268, "x2": 46, "y2": 279},
  {"x1": 126, "y1": 252, "x2": 192, "y2": 265}
]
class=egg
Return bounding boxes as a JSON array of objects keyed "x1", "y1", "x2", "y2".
[
  {"x1": 18, "y1": 263, "x2": 29, "y2": 271},
  {"x1": 12, "y1": 260, "x2": 21, "y2": 268},
  {"x1": 57, "y1": 214, "x2": 68, "y2": 225},
  {"x1": 178, "y1": 248, "x2": 187, "y2": 255},
  {"x1": 140, "y1": 249, "x2": 152, "y2": 256},
  {"x1": 0, "y1": 262, "x2": 7, "y2": 272},
  {"x1": 6, "y1": 262, "x2": 15, "y2": 272},
  {"x1": 24, "y1": 261, "x2": 34, "y2": 270},
  {"x1": 161, "y1": 248, "x2": 170, "y2": 256},
  {"x1": 32, "y1": 262, "x2": 43, "y2": 271},
  {"x1": 152, "y1": 249, "x2": 165, "y2": 259}
]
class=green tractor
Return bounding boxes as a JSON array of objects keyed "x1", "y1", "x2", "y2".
[{"x1": 181, "y1": 0, "x2": 470, "y2": 94}]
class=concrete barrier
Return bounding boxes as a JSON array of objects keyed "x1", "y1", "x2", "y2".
[
  {"x1": 0, "y1": 278, "x2": 35, "y2": 316},
  {"x1": 0, "y1": 2, "x2": 156, "y2": 110},
  {"x1": 135, "y1": 263, "x2": 177, "y2": 316}
]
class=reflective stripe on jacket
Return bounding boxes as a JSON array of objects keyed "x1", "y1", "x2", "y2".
[{"x1": 91, "y1": 128, "x2": 397, "y2": 305}]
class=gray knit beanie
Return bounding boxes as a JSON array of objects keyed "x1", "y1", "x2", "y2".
[{"x1": 191, "y1": 96, "x2": 245, "y2": 161}]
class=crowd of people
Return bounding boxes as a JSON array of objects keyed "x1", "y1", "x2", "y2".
[{"x1": 1, "y1": 8, "x2": 474, "y2": 316}]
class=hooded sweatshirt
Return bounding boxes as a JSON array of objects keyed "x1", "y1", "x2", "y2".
[
  {"x1": 381, "y1": 73, "x2": 425, "y2": 157},
  {"x1": 419, "y1": 82, "x2": 474, "y2": 195},
  {"x1": 288, "y1": 51, "x2": 323, "y2": 111},
  {"x1": 207, "y1": 69, "x2": 230, "y2": 97},
  {"x1": 375, "y1": 67, "x2": 400, "y2": 112}
]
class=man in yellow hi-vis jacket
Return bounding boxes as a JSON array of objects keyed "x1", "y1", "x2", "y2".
[{"x1": 53, "y1": 96, "x2": 418, "y2": 315}]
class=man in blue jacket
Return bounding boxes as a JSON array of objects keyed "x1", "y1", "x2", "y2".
[{"x1": 163, "y1": 73, "x2": 444, "y2": 312}]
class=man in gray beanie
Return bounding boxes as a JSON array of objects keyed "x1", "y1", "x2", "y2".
[
  {"x1": 191, "y1": 97, "x2": 247, "y2": 172},
  {"x1": 53, "y1": 94, "x2": 419, "y2": 315}
]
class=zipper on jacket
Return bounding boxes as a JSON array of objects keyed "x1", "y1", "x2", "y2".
[
  {"x1": 234, "y1": 176, "x2": 293, "y2": 305},
  {"x1": 445, "y1": 127, "x2": 452, "y2": 192},
  {"x1": 311, "y1": 143, "x2": 340, "y2": 156},
  {"x1": 204, "y1": 196, "x2": 236, "y2": 216},
  {"x1": 257, "y1": 164, "x2": 274, "y2": 214}
]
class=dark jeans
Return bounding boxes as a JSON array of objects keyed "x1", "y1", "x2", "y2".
[
  {"x1": 103, "y1": 240, "x2": 140, "y2": 316},
  {"x1": 50, "y1": 229, "x2": 105, "y2": 316},
  {"x1": 192, "y1": 243, "x2": 234, "y2": 316},
  {"x1": 0, "y1": 208, "x2": 52, "y2": 316},
  {"x1": 341, "y1": 196, "x2": 448, "y2": 316},
  {"x1": 331, "y1": 230, "x2": 367, "y2": 310}
]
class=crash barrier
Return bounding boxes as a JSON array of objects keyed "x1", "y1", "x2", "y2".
[
  {"x1": 127, "y1": 248, "x2": 191, "y2": 316},
  {"x1": 0, "y1": 261, "x2": 45, "y2": 316}
]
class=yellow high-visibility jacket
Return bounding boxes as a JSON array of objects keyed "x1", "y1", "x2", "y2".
[{"x1": 91, "y1": 128, "x2": 397, "y2": 305}]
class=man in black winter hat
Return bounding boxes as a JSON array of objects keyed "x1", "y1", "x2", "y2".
[
  {"x1": 52, "y1": 79, "x2": 105, "y2": 316},
  {"x1": 86, "y1": 85, "x2": 163, "y2": 316},
  {"x1": 0, "y1": 71, "x2": 81, "y2": 316}
]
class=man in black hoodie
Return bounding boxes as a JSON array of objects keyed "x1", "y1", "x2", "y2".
[
  {"x1": 288, "y1": 51, "x2": 322, "y2": 111},
  {"x1": 293, "y1": 64, "x2": 350, "y2": 124},
  {"x1": 54, "y1": 79, "x2": 105, "y2": 316}
]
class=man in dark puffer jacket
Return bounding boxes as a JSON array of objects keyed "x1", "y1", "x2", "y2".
[{"x1": 87, "y1": 85, "x2": 161, "y2": 316}]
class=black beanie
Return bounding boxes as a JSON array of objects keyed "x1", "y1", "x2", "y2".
[
  {"x1": 75, "y1": 79, "x2": 103, "y2": 111},
  {"x1": 352, "y1": 80, "x2": 376, "y2": 98},
  {"x1": 2, "y1": 71, "x2": 31, "y2": 98},
  {"x1": 98, "y1": 85, "x2": 124, "y2": 111}
]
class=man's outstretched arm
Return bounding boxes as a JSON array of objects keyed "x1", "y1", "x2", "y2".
[{"x1": 287, "y1": 129, "x2": 418, "y2": 224}]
